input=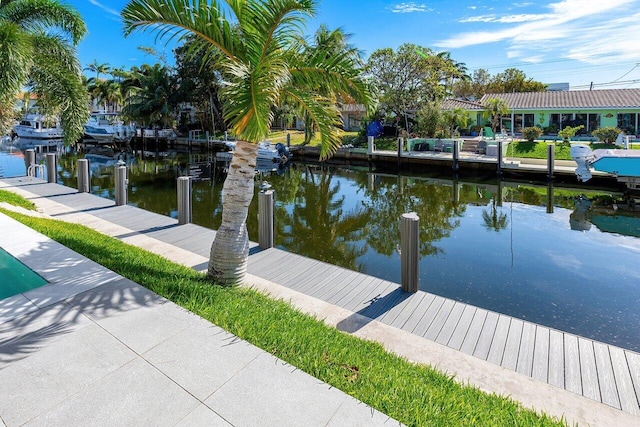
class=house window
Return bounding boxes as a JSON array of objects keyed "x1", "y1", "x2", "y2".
[
  {"x1": 549, "y1": 114, "x2": 561, "y2": 131},
  {"x1": 588, "y1": 114, "x2": 600, "y2": 133},
  {"x1": 511, "y1": 114, "x2": 535, "y2": 133},
  {"x1": 617, "y1": 113, "x2": 637, "y2": 135}
]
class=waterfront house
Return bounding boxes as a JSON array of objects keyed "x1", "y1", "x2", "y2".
[{"x1": 442, "y1": 88, "x2": 640, "y2": 136}]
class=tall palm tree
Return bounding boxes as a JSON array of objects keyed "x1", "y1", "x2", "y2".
[
  {"x1": 122, "y1": 0, "x2": 375, "y2": 285},
  {"x1": 122, "y1": 63, "x2": 177, "y2": 127},
  {"x1": 85, "y1": 60, "x2": 110, "y2": 81},
  {"x1": 0, "y1": 0, "x2": 89, "y2": 144},
  {"x1": 483, "y1": 97, "x2": 510, "y2": 137}
]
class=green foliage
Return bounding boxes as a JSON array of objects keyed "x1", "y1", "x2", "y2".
[
  {"x1": 2, "y1": 208, "x2": 566, "y2": 427},
  {"x1": 366, "y1": 43, "x2": 468, "y2": 119},
  {"x1": 122, "y1": 0, "x2": 375, "y2": 160},
  {"x1": 522, "y1": 126, "x2": 543, "y2": 142},
  {"x1": 557, "y1": 125, "x2": 584, "y2": 142},
  {"x1": 592, "y1": 126, "x2": 621, "y2": 143},
  {"x1": 482, "y1": 97, "x2": 509, "y2": 135},
  {"x1": 452, "y1": 68, "x2": 546, "y2": 99},
  {"x1": 415, "y1": 102, "x2": 441, "y2": 137},
  {"x1": 122, "y1": 63, "x2": 178, "y2": 127},
  {"x1": 0, "y1": 0, "x2": 89, "y2": 143}
]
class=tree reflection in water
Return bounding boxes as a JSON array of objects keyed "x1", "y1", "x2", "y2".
[{"x1": 359, "y1": 173, "x2": 466, "y2": 258}]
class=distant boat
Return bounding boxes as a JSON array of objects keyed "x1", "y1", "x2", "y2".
[
  {"x1": 223, "y1": 140, "x2": 292, "y2": 163},
  {"x1": 13, "y1": 114, "x2": 63, "y2": 139},
  {"x1": 84, "y1": 112, "x2": 134, "y2": 143}
]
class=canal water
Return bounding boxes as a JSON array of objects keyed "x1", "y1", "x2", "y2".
[{"x1": 2, "y1": 143, "x2": 640, "y2": 351}]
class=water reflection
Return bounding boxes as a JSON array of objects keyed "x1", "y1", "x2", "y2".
[{"x1": 5, "y1": 146, "x2": 640, "y2": 351}]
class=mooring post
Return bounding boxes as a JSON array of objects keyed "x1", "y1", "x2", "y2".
[
  {"x1": 258, "y1": 181, "x2": 274, "y2": 249},
  {"x1": 496, "y1": 140, "x2": 503, "y2": 176},
  {"x1": 452, "y1": 139, "x2": 460, "y2": 174},
  {"x1": 114, "y1": 164, "x2": 128, "y2": 206},
  {"x1": 25, "y1": 149, "x2": 35, "y2": 169},
  {"x1": 367, "y1": 136, "x2": 375, "y2": 155},
  {"x1": 46, "y1": 153, "x2": 57, "y2": 183},
  {"x1": 77, "y1": 159, "x2": 90, "y2": 193},
  {"x1": 400, "y1": 212, "x2": 419, "y2": 293},
  {"x1": 397, "y1": 137, "x2": 403, "y2": 168},
  {"x1": 286, "y1": 133, "x2": 291, "y2": 148},
  {"x1": 547, "y1": 143, "x2": 555, "y2": 180},
  {"x1": 177, "y1": 176, "x2": 192, "y2": 224},
  {"x1": 547, "y1": 182, "x2": 555, "y2": 214}
]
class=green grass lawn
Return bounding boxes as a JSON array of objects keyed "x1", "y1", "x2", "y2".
[
  {"x1": 0, "y1": 196, "x2": 567, "y2": 426},
  {"x1": 505, "y1": 141, "x2": 619, "y2": 160},
  {"x1": 0, "y1": 189, "x2": 36, "y2": 210}
]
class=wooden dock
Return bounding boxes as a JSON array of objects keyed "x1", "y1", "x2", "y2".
[{"x1": 1, "y1": 177, "x2": 639, "y2": 418}]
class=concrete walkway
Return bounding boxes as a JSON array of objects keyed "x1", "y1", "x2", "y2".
[{"x1": 0, "y1": 213, "x2": 399, "y2": 426}]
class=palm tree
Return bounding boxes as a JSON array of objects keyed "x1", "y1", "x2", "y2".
[
  {"x1": 483, "y1": 97, "x2": 509, "y2": 137},
  {"x1": 482, "y1": 197, "x2": 508, "y2": 232},
  {"x1": 122, "y1": 63, "x2": 177, "y2": 127},
  {"x1": 442, "y1": 107, "x2": 469, "y2": 137},
  {"x1": 85, "y1": 60, "x2": 110, "y2": 81},
  {"x1": 0, "y1": 0, "x2": 89, "y2": 144},
  {"x1": 122, "y1": 0, "x2": 375, "y2": 285}
]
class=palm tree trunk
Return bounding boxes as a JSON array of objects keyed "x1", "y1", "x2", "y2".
[{"x1": 208, "y1": 141, "x2": 258, "y2": 285}]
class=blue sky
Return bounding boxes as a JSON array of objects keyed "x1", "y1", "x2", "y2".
[{"x1": 68, "y1": 0, "x2": 640, "y2": 90}]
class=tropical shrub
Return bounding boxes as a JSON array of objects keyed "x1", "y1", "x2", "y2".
[
  {"x1": 558, "y1": 125, "x2": 584, "y2": 142},
  {"x1": 522, "y1": 126, "x2": 543, "y2": 142},
  {"x1": 415, "y1": 102, "x2": 441, "y2": 137},
  {"x1": 592, "y1": 126, "x2": 621, "y2": 143}
]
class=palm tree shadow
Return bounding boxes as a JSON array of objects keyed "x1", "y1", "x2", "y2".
[{"x1": 337, "y1": 287, "x2": 413, "y2": 333}]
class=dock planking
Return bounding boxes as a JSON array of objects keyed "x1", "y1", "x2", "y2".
[{"x1": 2, "y1": 177, "x2": 639, "y2": 418}]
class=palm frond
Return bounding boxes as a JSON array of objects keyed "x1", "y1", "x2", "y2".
[
  {"x1": 1, "y1": 0, "x2": 86, "y2": 43},
  {"x1": 285, "y1": 85, "x2": 343, "y2": 159},
  {"x1": 29, "y1": 33, "x2": 88, "y2": 143}
]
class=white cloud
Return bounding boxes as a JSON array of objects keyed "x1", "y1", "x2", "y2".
[
  {"x1": 512, "y1": 2, "x2": 534, "y2": 7},
  {"x1": 460, "y1": 14, "x2": 549, "y2": 23},
  {"x1": 435, "y1": 0, "x2": 640, "y2": 65},
  {"x1": 389, "y1": 2, "x2": 432, "y2": 13},
  {"x1": 88, "y1": 0, "x2": 120, "y2": 18}
]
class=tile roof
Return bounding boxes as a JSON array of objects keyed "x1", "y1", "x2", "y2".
[
  {"x1": 441, "y1": 99, "x2": 484, "y2": 110},
  {"x1": 478, "y1": 89, "x2": 640, "y2": 109}
]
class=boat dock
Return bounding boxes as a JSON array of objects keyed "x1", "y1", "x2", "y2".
[
  {"x1": 1, "y1": 177, "x2": 639, "y2": 425},
  {"x1": 293, "y1": 144, "x2": 620, "y2": 185}
]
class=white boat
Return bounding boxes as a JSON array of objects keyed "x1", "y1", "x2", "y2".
[
  {"x1": 13, "y1": 114, "x2": 63, "y2": 139},
  {"x1": 223, "y1": 140, "x2": 291, "y2": 163},
  {"x1": 571, "y1": 144, "x2": 640, "y2": 191},
  {"x1": 84, "y1": 112, "x2": 134, "y2": 143}
]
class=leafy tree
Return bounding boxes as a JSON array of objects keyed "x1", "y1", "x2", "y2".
[
  {"x1": 488, "y1": 68, "x2": 547, "y2": 94},
  {"x1": 366, "y1": 44, "x2": 452, "y2": 122},
  {"x1": 122, "y1": 0, "x2": 375, "y2": 285},
  {"x1": 483, "y1": 97, "x2": 509, "y2": 136},
  {"x1": 453, "y1": 68, "x2": 545, "y2": 99},
  {"x1": 0, "y1": 0, "x2": 89, "y2": 143},
  {"x1": 415, "y1": 102, "x2": 441, "y2": 137}
]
